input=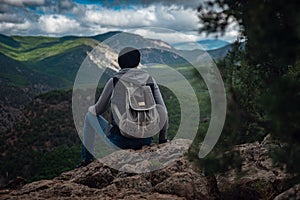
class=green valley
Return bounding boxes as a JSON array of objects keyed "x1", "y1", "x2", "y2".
[{"x1": 0, "y1": 32, "x2": 221, "y2": 186}]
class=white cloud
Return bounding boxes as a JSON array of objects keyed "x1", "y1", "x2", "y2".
[
  {"x1": 0, "y1": 20, "x2": 32, "y2": 34},
  {"x1": 60, "y1": 0, "x2": 74, "y2": 9},
  {"x1": 0, "y1": 1, "x2": 239, "y2": 42},
  {"x1": 223, "y1": 17, "x2": 240, "y2": 42},
  {"x1": 0, "y1": 13, "x2": 21, "y2": 23},
  {"x1": 130, "y1": 28, "x2": 201, "y2": 44},
  {"x1": 100, "y1": 0, "x2": 200, "y2": 9},
  {"x1": 202, "y1": 16, "x2": 240, "y2": 42},
  {"x1": 153, "y1": 5, "x2": 199, "y2": 31},
  {"x1": 83, "y1": 6, "x2": 156, "y2": 28},
  {"x1": 1, "y1": 0, "x2": 45, "y2": 7},
  {"x1": 38, "y1": 14, "x2": 81, "y2": 34},
  {"x1": 83, "y1": 5, "x2": 198, "y2": 31}
]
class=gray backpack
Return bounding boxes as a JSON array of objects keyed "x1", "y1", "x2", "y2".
[{"x1": 110, "y1": 68, "x2": 166, "y2": 138}]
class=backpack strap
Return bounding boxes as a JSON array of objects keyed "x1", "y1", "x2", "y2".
[
  {"x1": 113, "y1": 75, "x2": 152, "y2": 87},
  {"x1": 113, "y1": 76, "x2": 119, "y2": 87},
  {"x1": 105, "y1": 77, "x2": 117, "y2": 138},
  {"x1": 106, "y1": 76, "x2": 122, "y2": 137},
  {"x1": 146, "y1": 77, "x2": 155, "y2": 92},
  {"x1": 105, "y1": 109, "x2": 112, "y2": 137}
]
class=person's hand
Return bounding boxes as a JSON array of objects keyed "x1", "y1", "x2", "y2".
[{"x1": 88, "y1": 105, "x2": 96, "y2": 115}]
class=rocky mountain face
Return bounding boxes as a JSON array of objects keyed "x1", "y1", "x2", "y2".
[{"x1": 1, "y1": 137, "x2": 299, "y2": 200}]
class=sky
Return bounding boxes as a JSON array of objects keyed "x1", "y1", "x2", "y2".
[{"x1": 0, "y1": 0, "x2": 239, "y2": 44}]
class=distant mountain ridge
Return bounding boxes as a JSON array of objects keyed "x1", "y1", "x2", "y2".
[
  {"x1": 0, "y1": 32, "x2": 232, "y2": 91},
  {"x1": 0, "y1": 32, "x2": 232, "y2": 134},
  {"x1": 0, "y1": 34, "x2": 20, "y2": 48},
  {"x1": 173, "y1": 39, "x2": 231, "y2": 51},
  {"x1": 197, "y1": 39, "x2": 230, "y2": 50}
]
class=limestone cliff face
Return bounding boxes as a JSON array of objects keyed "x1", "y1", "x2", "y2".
[{"x1": 0, "y1": 137, "x2": 298, "y2": 200}]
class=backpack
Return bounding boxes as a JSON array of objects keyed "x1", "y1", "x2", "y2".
[{"x1": 110, "y1": 68, "x2": 166, "y2": 138}]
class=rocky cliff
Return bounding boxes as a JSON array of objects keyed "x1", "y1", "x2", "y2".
[{"x1": 0, "y1": 138, "x2": 299, "y2": 200}]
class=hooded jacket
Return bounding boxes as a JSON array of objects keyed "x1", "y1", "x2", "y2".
[{"x1": 94, "y1": 68, "x2": 168, "y2": 143}]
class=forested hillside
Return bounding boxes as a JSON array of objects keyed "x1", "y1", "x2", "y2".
[{"x1": 195, "y1": 0, "x2": 300, "y2": 190}]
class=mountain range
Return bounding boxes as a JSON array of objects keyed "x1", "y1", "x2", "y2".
[
  {"x1": 0, "y1": 31, "x2": 230, "y2": 184},
  {"x1": 173, "y1": 39, "x2": 231, "y2": 51},
  {"x1": 0, "y1": 31, "x2": 231, "y2": 145},
  {"x1": 0, "y1": 32, "x2": 232, "y2": 91}
]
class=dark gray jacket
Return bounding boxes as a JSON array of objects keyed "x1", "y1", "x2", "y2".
[{"x1": 94, "y1": 68, "x2": 168, "y2": 142}]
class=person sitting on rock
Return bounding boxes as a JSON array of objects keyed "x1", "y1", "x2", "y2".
[{"x1": 77, "y1": 47, "x2": 168, "y2": 167}]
